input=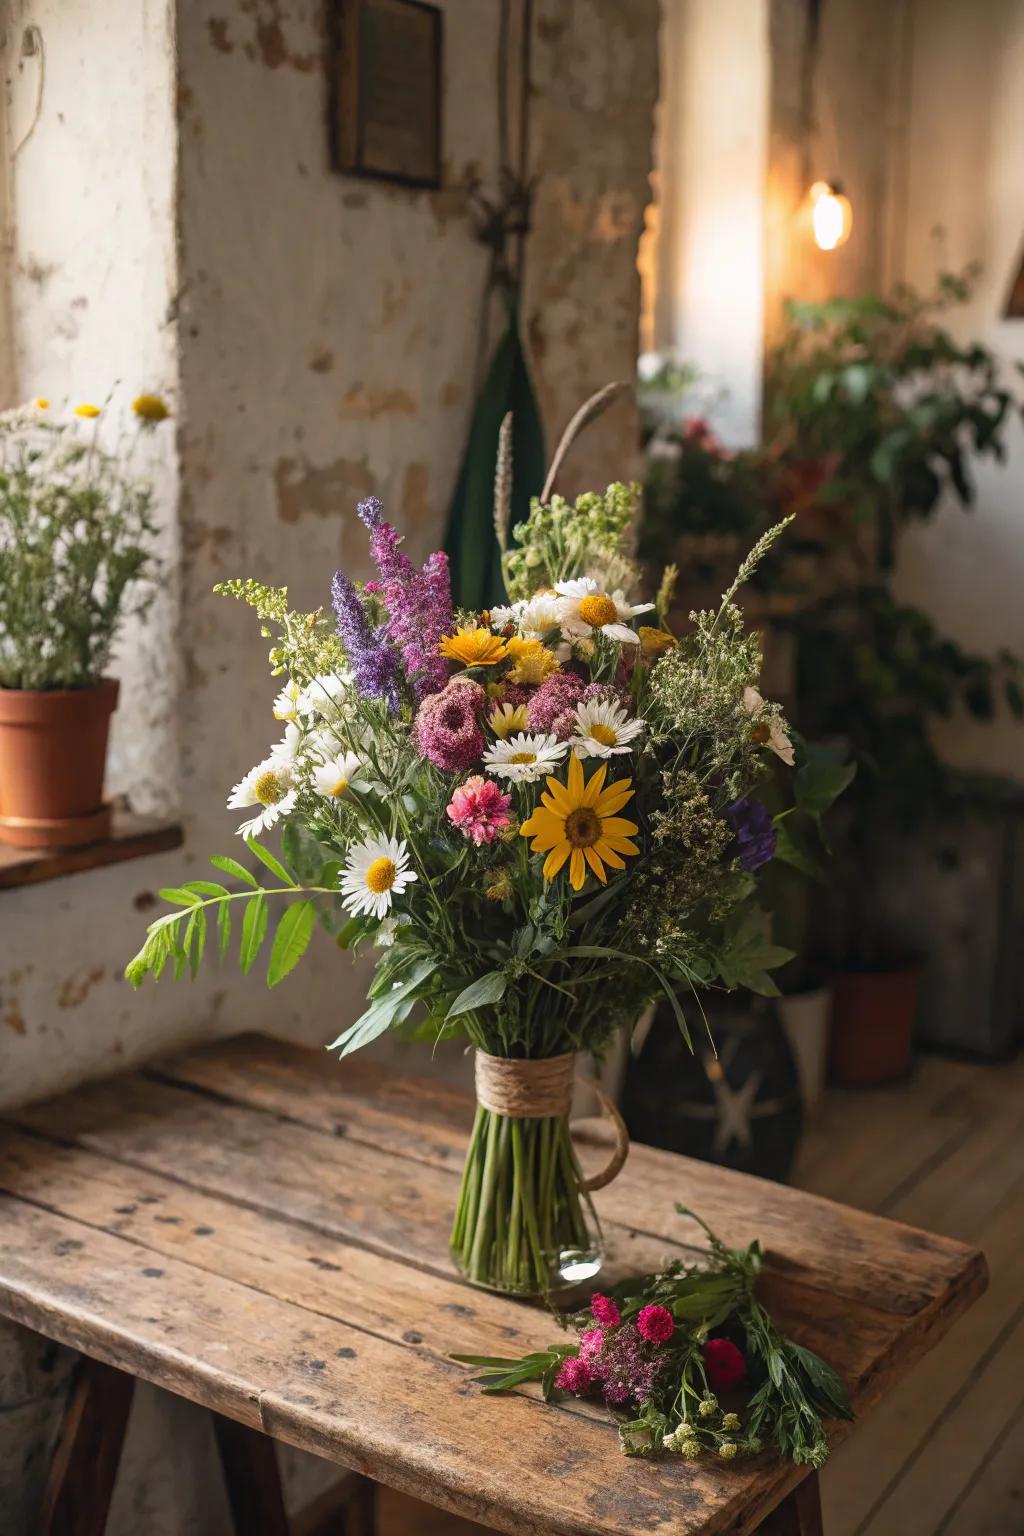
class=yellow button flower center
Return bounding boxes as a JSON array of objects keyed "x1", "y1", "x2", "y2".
[
  {"x1": 253, "y1": 769, "x2": 287, "y2": 806},
  {"x1": 365, "y1": 856, "x2": 397, "y2": 893},
  {"x1": 578, "y1": 594, "x2": 618, "y2": 628},
  {"x1": 564, "y1": 807, "x2": 602, "y2": 848},
  {"x1": 509, "y1": 751, "x2": 537, "y2": 765},
  {"x1": 329, "y1": 777, "x2": 349, "y2": 797},
  {"x1": 589, "y1": 722, "x2": 618, "y2": 747}
]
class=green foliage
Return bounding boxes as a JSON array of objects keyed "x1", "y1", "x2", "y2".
[
  {"x1": 454, "y1": 1204, "x2": 851, "y2": 1468},
  {"x1": 767, "y1": 268, "x2": 1020, "y2": 566},
  {"x1": 0, "y1": 410, "x2": 158, "y2": 689},
  {"x1": 502, "y1": 481, "x2": 641, "y2": 601}
]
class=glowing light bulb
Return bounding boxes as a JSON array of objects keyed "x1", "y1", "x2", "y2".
[{"x1": 809, "y1": 181, "x2": 852, "y2": 251}]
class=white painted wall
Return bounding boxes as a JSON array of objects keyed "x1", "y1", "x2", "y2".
[
  {"x1": 893, "y1": 0, "x2": 1024, "y2": 777},
  {"x1": 651, "y1": 0, "x2": 769, "y2": 446}
]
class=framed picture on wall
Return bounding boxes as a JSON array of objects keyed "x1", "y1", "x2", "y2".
[{"x1": 327, "y1": 0, "x2": 443, "y2": 189}]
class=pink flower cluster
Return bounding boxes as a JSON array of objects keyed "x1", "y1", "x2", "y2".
[
  {"x1": 446, "y1": 776, "x2": 513, "y2": 846},
  {"x1": 526, "y1": 676, "x2": 631, "y2": 740},
  {"x1": 553, "y1": 1293, "x2": 673, "y2": 1408},
  {"x1": 414, "y1": 678, "x2": 487, "y2": 772},
  {"x1": 357, "y1": 497, "x2": 454, "y2": 700}
]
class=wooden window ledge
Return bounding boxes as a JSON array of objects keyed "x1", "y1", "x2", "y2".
[{"x1": 0, "y1": 813, "x2": 183, "y2": 891}]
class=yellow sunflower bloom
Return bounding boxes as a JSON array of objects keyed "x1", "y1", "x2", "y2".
[
  {"x1": 439, "y1": 626, "x2": 509, "y2": 667},
  {"x1": 132, "y1": 392, "x2": 171, "y2": 422},
  {"x1": 505, "y1": 636, "x2": 560, "y2": 685},
  {"x1": 520, "y1": 754, "x2": 639, "y2": 891},
  {"x1": 74, "y1": 402, "x2": 101, "y2": 419}
]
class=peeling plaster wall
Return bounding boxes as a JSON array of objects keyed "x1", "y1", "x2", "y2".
[{"x1": 1, "y1": 2, "x2": 656, "y2": 1526}]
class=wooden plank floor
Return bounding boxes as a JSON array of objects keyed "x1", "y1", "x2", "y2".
[
  {"x1": 378, "y1": 1052, "x2": 1023, "y2": 1536},
  {"x1": 794, "y1": 1052, "x2": 1024, "y2": 1536}
]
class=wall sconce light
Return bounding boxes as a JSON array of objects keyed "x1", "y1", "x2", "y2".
[{"x1": 809, "y1": 180, "x2": 852, "y2": 251}]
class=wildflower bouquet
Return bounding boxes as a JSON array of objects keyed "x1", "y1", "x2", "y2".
[
  {"x1": 456, "y1": 1207, "x2": 853, "y2": 1467},
  {"x1": 127, "y1": 404, "x2": 810, "y2": 1296}
]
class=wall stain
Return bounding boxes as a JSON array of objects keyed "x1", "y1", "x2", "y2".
[
  {"x1": 440, "y1": 381, "x2": 464, "y2": 407},
  {"x1": 275, "y1": 455, "x2": 374, "y2": 524},
  {"x1": 401, "y1": 462, "x2": 431, "y2": 529},
  {"x1": 208, "y1": 17, "x2": 233, "y2": 52},
  {"x1": 341, "y1": 385, "x2": 416, "y2": 419},
  {"x1": 59, "y1": 967, "x2": 105, "y2": 1010},
  {"x1": 308, "y1": 347, "x2": 335, "y2": 374},
  {"x1": 3, "y1": 1003, "x2": 26, "y2": 1036}
]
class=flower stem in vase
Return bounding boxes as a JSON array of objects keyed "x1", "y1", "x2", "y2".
[{"x1": 450, "y1": 1108, "x2": 602, "y2": 1297}]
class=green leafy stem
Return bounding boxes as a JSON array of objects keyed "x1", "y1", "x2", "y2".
[{"x1": 124, "y1": 837, "x2": 335, "y2": 990}]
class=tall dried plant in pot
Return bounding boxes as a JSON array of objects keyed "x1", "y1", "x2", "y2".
[{"x1": 0, "y1": 396, "x2": 164, "y2": 848}]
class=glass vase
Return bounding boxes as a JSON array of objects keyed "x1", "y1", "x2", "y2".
[
  {"x1": 449, "y1": 1052, "x2": 627, "y2": 1297},
  {"x1": 450, "y1": 1106, "x2": 603, "y2": 1296}
]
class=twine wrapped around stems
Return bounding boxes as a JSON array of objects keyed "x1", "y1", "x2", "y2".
[{"x1": 474, "y1": 1050, "x2": 629, "y2": 1192}]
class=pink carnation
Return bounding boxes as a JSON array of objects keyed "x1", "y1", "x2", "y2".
[
  {"x1": 527, "y1": 672, "x2": 586, "y2": 736},
  {"x1": 590, "y1": 1293, "x2": 621, "y2": 1328},
  {"x1": 446, "y1": 776, "x2": 513, "y2": 846},
  {"x1": 578, "y1": 1327, "x2": 606, "y2": 1363},
  {"x1": 704, "y1": 1337, "x2": 746, "y2": 1391},
  {"x1": 554, "y1": 1356, "x2": 594, "y2": 1396},
  {"x1": 636, "y1": 1304, "x2": 675, "y2": 1345},
  {"x1": 414, "y1": 678, "x2": 486, "y2": 773}
]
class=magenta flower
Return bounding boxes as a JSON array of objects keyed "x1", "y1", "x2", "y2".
[
  {"x1": 704, "y1": 1337, "x2": 746, "y2": 1391},
  {"x1": 414, "y1": 678, "x2": 486, "y2": 773},
  {"x1": 590, "y1": 1293, "x2": 621, "y2": 1328},
  {"x1": 357, "y1": 497, "x2": 453, "y2": 700},
  {"x1": 554, "y1": 1356, "x2": 594, "y2": 1396},
  {"x1": 636, "y1": 1304, "x2": 675, "y2": 1345},
  {"x1": 578, "y1": 1327, "x2": 606, "y2": 1362},
  {"x1": 446, "y1": 776, "x2": 513, "y2": 846},
  {"x1": 527, "y1": 672, "x2": 586, "y2": 736}
]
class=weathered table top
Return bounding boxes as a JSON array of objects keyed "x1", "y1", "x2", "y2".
[{"x1": 0, "y1": 1033, "x2": 986, "y2": 1536}]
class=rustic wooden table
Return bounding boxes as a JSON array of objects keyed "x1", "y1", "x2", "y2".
[{"x1": 0, "y1": 1033, "x2": 986, "y2": 1536}]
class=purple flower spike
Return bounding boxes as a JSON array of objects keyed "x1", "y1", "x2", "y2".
[
  {"x1": 359, "y1": 501, "x2": 454, "y2": 700},
  {"x1": 331, "y1": 569, "x2": 401, "y2": 713},
  {"x1": 356, "y1": 496, "x2": 384, "y2": 530},
  {"x1": 724, "y1": 796, "x2": 777, "y2": 872}
]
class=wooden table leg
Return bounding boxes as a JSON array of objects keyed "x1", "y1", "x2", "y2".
[
  {"x1": 38, "y1": 1356, "x2": 135, "y2": 1536},
  {"x1": 212, "y1": 1410, "x2": 290, "y2": 1536},
  {"x1": 759, "y1": 1472, "x2": 824, "y2": 1535}
]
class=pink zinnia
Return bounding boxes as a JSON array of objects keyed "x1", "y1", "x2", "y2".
[
  {"x1": 446, "y1": 776, "x2": 513, "y2": 846},
  {"x1": 590, "y1": 1293, "x2": 621, "y2": 1328},
  {"x1": 636, "y1": 1304, "x2": 675, "y2": 1345},
  {"x1": 554, "y1": 1356, "x2": 594, "y2": 1396}
]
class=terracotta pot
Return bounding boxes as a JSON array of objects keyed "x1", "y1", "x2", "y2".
[
  {"x1": 829, "y1": 961, "x2": 921, "y2": 1087},
  {"x1": 0, "y1": 678, "x2": 119, "y2": 848}
]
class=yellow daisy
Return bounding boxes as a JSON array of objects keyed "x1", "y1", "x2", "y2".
[
  {"x1": 33, "y1": 397, "x2": 49, "y2": 410},
  {"x1": 439, "y1": 626, "x2": 509, "y2": 667},
  {"x1": 132, "y1": 392, "x2": 171, "y2": 422},
  {"x1": 74, "y1": 402, "x2": 101, "y2": 419},
  {"x1": 505, "y1": 636, "x2": 560, "y2": 685},
  {"x1": 489, "y1": 701, "x2": 528, "y2": 739},
  {"x1": 519, "y1": 754, "x2": 639, "y2": 891}
]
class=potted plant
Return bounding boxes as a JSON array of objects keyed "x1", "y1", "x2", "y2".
[
  {"x1": 0, "y1": 396, "x2": 165, "y2": 848},
  {"x1": 766, "y1": 273, "x2": 1024, "y2": 1083}
]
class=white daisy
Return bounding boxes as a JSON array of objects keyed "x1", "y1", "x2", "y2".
[
  {"x1": 571, "y1": 699, "x2": 645, "y2": 759},
  {"x1": 268, "y1": 722, "x2": 303, "y2": 767},
  {"x1": 517, "y1": 592, "x2": 565, "y2": 641},
  {"x1": 482, "y1": 732, "x2": 568, "y2": 783},
  {"x1": 312, "y1": 750, "x2": 363, "y2": 799},
  {"x1": 554, "y1": 577, "x2": 654, "y2": 645},
  {"x1": 340, "y1": 835, "x2": 418, "y2": 920},
  {"x1": 272, "y1": 679, "x2": 303, "y2": 723},
  {"x1": 488, "y1": 601, "x2": 522, "y2": 630},
  {"x1": 488, "y1": 701, "x2": 529, "y2": 739},
  {"x1": 298, "y1": 670, "x2": 353, "y2": 719},
  {"x1": 742, "y1": 687, "x2": 795, "y2": 766},
  {"x1": 227, "y1": 757, "x2": 297, "y2": 838}
]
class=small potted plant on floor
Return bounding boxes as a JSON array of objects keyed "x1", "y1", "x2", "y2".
[{"x1": 0, "y1": 395, "x2": 165, "y2": 848}]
